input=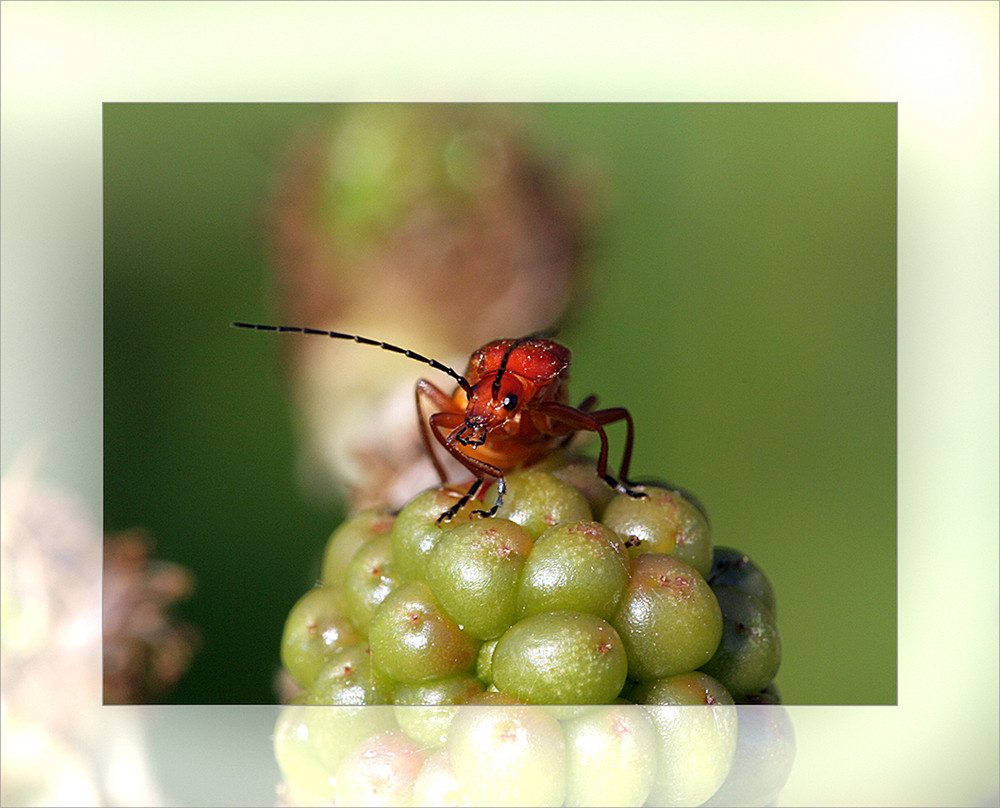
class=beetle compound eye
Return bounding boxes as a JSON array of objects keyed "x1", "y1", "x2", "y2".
[{"x1": 502, "y1": 393, "x2": 519, "y2": 411}]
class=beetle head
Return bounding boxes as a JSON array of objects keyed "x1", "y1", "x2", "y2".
[{"x1": 454, "y1": 374, "x2": 526, "y2": 446}]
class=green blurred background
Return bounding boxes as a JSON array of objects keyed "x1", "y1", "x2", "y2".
[{"x1": 103, "y1": 102, "x2": 896, "y2": 705}]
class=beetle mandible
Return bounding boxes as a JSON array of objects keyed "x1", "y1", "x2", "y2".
[{"x1": 232, "y1": 322, "x2": 646, "y2": 522}]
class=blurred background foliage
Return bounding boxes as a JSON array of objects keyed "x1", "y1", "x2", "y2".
[{"x1": 103, "y1": 103, "x2": 895, "y2": 705}]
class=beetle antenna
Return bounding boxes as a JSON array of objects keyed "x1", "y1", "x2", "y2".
[{"x1": 232, "y1": 322, "x2": 473, "y2": 395}]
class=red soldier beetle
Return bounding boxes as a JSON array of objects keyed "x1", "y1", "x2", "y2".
[{"x1": 232, "y1": 322, "x2": 646, "y2": 522}]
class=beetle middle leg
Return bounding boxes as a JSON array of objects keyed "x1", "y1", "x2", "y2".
[
  {"x1": 558, "y1": 394, "x2": 598, "y2": 449},
  {"x1": 538, "y1": 400, "x2": 647, "y2": 499},
  {"x1": 416, "y1": 379, "x2": 465, "y2": 485}
]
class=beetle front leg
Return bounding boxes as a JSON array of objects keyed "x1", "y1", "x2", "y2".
[
  {"x1": 470, "y1": 475, "x2": 506, "y2": 519},
  {"x1": 426, "y1": 411, "x2": 507, "y2": 522},
  {"x1": 435, "y1": 475, "x2": 507, "y2": 523},
  {"x1": 437, "y1": 477, "x2": 483, "y2": 523}
]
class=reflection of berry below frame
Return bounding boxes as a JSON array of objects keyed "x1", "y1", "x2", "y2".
[{"x1": 273, "y1": 700, "x2": 796, "y2": 807}]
